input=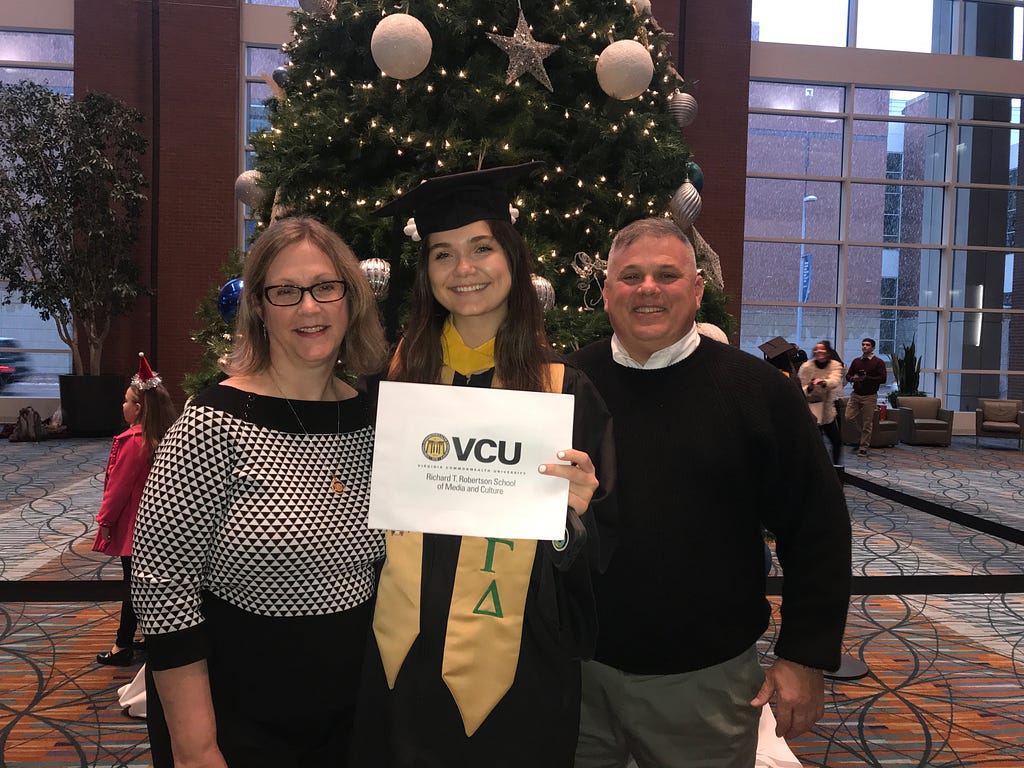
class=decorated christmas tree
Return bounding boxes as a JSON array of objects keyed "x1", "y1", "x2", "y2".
[{"x1": 188, "y1": 0, "x2": 731, "y2": 394}]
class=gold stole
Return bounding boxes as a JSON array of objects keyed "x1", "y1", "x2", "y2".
[{"x1": 373, "y1": 324, "x2": 565, "y2": 735}]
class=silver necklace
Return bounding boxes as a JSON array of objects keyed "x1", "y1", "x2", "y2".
[{"x1": 269, "y1": 370, "x2": 346, "y2": 495}]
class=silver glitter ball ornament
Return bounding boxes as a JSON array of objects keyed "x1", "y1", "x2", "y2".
[
  {"x1": 359, "y1": 258, "x2": 391, "y2": 300},
  {"x1": 668, "y1": 90, "x2": 698, "y2": 129},
  {"x1": 234, "y1": 170, "x2": 270, "y2": 209},
  {"x1": 669, "y1": 181, "x2": 702, "y2": 230},
  {"x1": 531, "y1": 274, "x2": 555, "y2": 312},
  {"x1": 299, "y1": 0, "x2": 337, "y2": 19}
]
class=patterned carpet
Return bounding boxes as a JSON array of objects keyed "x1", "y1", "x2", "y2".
[{"x1": 1, "y1": 436, "x2": 1022, "y2": 767}]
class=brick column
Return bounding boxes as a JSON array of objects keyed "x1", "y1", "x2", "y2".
[
  {"x1": 74, "y1": 0, "x2": 240, "y2": 406},
  {"x1": 656, "y1": 0, "x2": 751, "y2": 337}
]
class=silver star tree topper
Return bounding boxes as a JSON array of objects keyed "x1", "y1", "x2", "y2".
[{"x1": 486, "y1": 10, "x2": 560, "y2": 92}]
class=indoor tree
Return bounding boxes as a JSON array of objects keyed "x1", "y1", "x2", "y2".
[{"x1": 0, "y1": 81, "x2": 147, "y2": 376}]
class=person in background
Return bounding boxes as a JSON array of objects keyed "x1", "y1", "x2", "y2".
[
  {"x1": 570, "y1": 218, "x2": 851, "y2": 768},
  {"x1": 844, "y1": 337, "x2": 887, "y2": 458},
  {"x1": 798, "y1": 340, "x2": 844, "y2": 466},
  {"x1": 352, "y1": 163, "x2": 616, "y2": 767},
  {"x1": 132, "y1": 216, "x2": 389, "y2": 767},
  {"x1": 93, "y1": 353, "x2": 177, "y2": 667}
]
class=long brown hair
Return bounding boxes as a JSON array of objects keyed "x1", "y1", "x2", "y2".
[
  {"x1": 134, "y1": 383, "x2": 178, "y2": 455},
  {"x1": 388, "y1": 219, "x2": 550, "y2": 392},
  {"x1": 223, "y1": 216, "x2": 388, "y2": 378}
]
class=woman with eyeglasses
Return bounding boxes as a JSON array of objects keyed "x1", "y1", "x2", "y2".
[{"x1": 131, "y1": 216, "x2": 389, "y2": 767}]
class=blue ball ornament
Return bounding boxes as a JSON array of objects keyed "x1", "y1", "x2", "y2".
[
  {"x1": 687, "y1": 161, "x2": 704, "y2": 193},
  {"x1": 217, "y1": 278, "x2": 244, "y2": 323},
  {"x1": 272, "y1": 66, "x2": 289, "y2": 89}
]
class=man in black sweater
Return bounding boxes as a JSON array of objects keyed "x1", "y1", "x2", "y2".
[
  {"x1": 570, "y1": 218, "x2": 851, "y2": 768},
  {"x1": 844, "y1": 338, "x2": 888, "y2": 457}
]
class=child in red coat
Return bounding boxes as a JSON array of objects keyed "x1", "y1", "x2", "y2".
[{"x1": 93, "y1": 353, "x2": 177, "y2": 666}]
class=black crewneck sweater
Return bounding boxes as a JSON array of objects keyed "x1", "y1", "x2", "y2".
[{"x1": 571, "y1": 338, "x2": 851, "y2": 674}]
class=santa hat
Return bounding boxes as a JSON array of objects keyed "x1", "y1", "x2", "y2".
[{"x1": 131, "y1": 352, "x2": 162, "y2": 391}]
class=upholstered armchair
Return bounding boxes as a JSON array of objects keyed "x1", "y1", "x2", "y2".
[
  {"x1": 897, "y1": 396, "x2": 953, "y2": 446},
  {"x1": 975, "y1": 399, "x2": 1024, "y2": 450},
  {"x1": 835, "y1": 398, "x2": 899, "y2": 448}
]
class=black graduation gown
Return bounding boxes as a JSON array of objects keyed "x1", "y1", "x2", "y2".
[{"x1": 349, "y1": 364, "x2": 616, "y2": 768}]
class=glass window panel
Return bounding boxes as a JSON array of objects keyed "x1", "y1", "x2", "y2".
[
  {"x1": 954, "y1": 188, "x2": 1016, "y2": 247},
  {"x1": 960, "y1": 94, "x2": 1022, "y2": 124},
  {"x1": 742, "y1": 242, "x2": 840, "y2": 304},
  {"x1": 740, "y1": 305, "x2": 837, "y2": 360},
  {"x1": 956, "y1": 126, "x2": 1020, "y2": 185},
  {"x1": 0, "y1": 300, "x2": 71, "y2": 398},
  {"x1": 849, "y1": 183, "x2": 945, "y2": 244},
  {"x1": 950, "y1": 250, "x2": 1021, "y2": 309},
  {"x1": 0, "y1": 31, "x2": 73, "y2": 64},
  {"x1": 946, "y1": 311, "x2": 1024, "y2": 374},
  {"x1": 744, "y1": 180, "x2": 840, "y2": 240},
  {"x1": 246, "y1": 46, "x2": 288, "y2": 77},
  {"x1": 247, "y1": 82, "x2": 274, "y2": 136},
  {"x1": 750, "y1": 0, "x2": 848, "y2": 46},
  {"x1": 747, "y1": 114, "x2": 843, "y2": 176},
  {"x1": 854, "y1": 88, "x2": 949, "y2": 118},
  {"x1": 963, "y1": 1, "x2": 1022, "y2": 60},
  {"x1": 848, "y1": 246, "x2": 941, "y2": 307},
  {"x1": 843, "y1": 308, "x2": 938, "y2": 375},
  {"x1": 0, "y1": 66, "x2": 73, "y2": 93},
  {"x1": 856, "y1": 0, "x2": 954, "y2": 54},
  {"x1": 851, "y1": 120, "x2": 947, "y2": 182},
  {"x1": 748, "y1": 82, "x2": 845, "y2": 113},
  {"x1": 946, "y1": 373, "x2": 1024, "y2": 411},
  {"x1": 244, "y1": 218, "x2": 258, "y2": 247}
]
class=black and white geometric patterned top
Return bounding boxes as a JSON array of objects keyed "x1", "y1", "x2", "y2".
[{"x1": 132, "y1": 384, "x2": 384, "y2": 668}]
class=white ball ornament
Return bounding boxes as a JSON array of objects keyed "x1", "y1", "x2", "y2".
[
  {"x1": 371, "y1": 14, "x2": 432, "y2": 80},
  {"x1": 669, "y1": 180, "x2": 702, "y2": 230},
  {"x1": 596, "y1": 39, "x2": 654, "y2": 100},
  {"x1": 668, "y1": 90, "x2": 698, "y2": 128},
  {"x1": 531, "y1": 274, "x2": 556, "y2": 312},
  {"x1": 359, "y1": 258, "x2": 391, "y2": 300},
  {"x1": 234, "y1": 170, "x2": 270, "y2": 209},
  {"x1": 695, "y1": 322, "x2": 729, "y2": 344}
]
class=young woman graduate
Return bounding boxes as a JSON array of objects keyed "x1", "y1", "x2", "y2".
[{"x1": 351, "y1": 163, "x2": 616, "y2": 768}]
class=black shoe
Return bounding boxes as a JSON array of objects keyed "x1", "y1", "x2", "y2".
[{"x1": 96, "y1": 648, "x2": 134, "y2": 666}]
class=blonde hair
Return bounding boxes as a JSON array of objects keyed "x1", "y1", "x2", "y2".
[{"x1": 222, "y1": 216, "x2": 388, "y2": 377}]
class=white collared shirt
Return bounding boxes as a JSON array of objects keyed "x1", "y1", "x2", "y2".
[{"x1": 610, "y1": 324, "x2": 701, "y2": 370}]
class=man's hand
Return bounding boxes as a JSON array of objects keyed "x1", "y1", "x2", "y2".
[{"x1": 749, "y1": 658, "x2": 825, "y2": 739}]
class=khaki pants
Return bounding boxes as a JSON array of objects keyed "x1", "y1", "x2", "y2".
[
  {"x1": 844, "y1": 392, "x2": 878, "y2": 451},
  {"x1": 574, "y1": 648, "x2": 764, "y2": 768}
]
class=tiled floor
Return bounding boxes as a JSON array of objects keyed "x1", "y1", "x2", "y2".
[{"x1": 1, "y1": 436, "x2": 1022, "y2": 767}]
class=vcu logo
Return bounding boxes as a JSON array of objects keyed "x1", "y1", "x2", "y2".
[{"x1": 421, "y1": 433, "x2": 450, "y2": 461}]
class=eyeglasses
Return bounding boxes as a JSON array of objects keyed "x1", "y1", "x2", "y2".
[{"x1": 263, "y1": 280, "x2": 347, "y2": 306}]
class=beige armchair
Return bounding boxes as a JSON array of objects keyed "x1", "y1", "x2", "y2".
[
  {"x1": 897, "y1": 396, "x2": 953, "y2": 446},
  {"x1": 975, "y1": 399, "x2": 1024, "y2": 451},
  {"x1": 835, "y1": 398, "x2": 899, "y2": 448}
]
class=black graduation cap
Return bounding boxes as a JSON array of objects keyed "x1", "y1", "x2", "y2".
[
  {"x1": 758, "y1": 336, "x2": 798, "y2": 361},
  {"x1": 373, "y1": 161, "x2": 544, "y2": 239}
]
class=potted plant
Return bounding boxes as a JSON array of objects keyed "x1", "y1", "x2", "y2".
[
  {"x1": 0, "y1": 82, "x2": 147, "y2": 435},
  {"x1": 888, "y1": 339, "x2": 926, "y2": 407}
]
